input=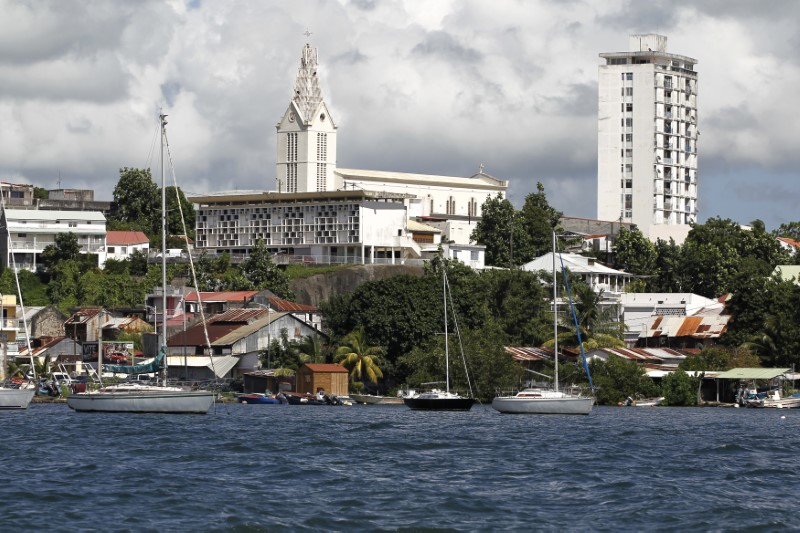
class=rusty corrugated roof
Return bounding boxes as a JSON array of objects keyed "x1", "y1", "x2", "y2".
[
  {"x1": 185, "y1": 291, "x2": 260, "y2": 303},
  {"x1": 65, "y1": 308, "x2": 103, "y2": 325},
  {"x1": 267, "y1": 296, "x2": 317, "y2": 313},
  {"x1": 106, "y1": 230, "x2": 149, "y2": 245},
  {"x1": 211, "y1": 309, "x2": 267, "y2": 323},
  {"x1": 503, "y1": 346, "x2": 552, "y2": 362}
]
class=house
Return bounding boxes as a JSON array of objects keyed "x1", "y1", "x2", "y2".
[
  {"x1": 522, "y1": 252, "x2": 632, "y2": 295},
  {"x1": 777, "y1": 236, "x2": 800, "y2": 256},
  {"x1": 559, "y1": 216, "x2": 637, "y2": 254},
  {"x1": 16, "y1": 305, "x2": 67, "y2": 345},
  {"x1": 636, "y1": 314, "x2": 731, "y2": 350},
  {"x1": 0, "y1": 294, "x2": 20, "y2": 368},
  {"x1": 295, "y1": 363, "x2": 349, "y2": 396},
  {"x1": 0, "y1": 182, "x2": 36, "y2": 208},
  {"x1": 102, "y1": 230, "x2": 149, "y2": 264},
  {"x1": 165, "y1": 308, "x2": 326, "y2": 380},
  {"x1": 620, "y1": 292, "x2": 725, "y2": 346},
  {"x1": 0, "y1": 209, "x2": 106, "y2": 271},
  {"x1": 248, "y1": 291, "x2": 322, "y2": 331},
  {"x1": 17, "y1": 336, "x2": 83, "y2": 375},
  {"x1": 64, "y1": 307, "x2": 113, "y2": 362},
  {"x1": 774, "y1": 265, "x2": 800, "y2": 284},
  {"x1": 102, "y1": 316, "x2": 153, "y2": 340},
  {"x1": 184, "y1": 290, "x2": 260, "y2": 316}
]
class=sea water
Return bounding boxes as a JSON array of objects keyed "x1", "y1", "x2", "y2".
[{"x1": 1, "y1": 403, "x2": 798, "y2": 531}]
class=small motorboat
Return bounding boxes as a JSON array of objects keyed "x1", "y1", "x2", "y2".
[{"x1": 237, "y1": 393, "x2": 286, "y2": 405}]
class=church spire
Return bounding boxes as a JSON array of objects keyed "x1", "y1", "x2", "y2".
[{"x1": 292, "y1": 41, "x2": 324, "y2": 125}]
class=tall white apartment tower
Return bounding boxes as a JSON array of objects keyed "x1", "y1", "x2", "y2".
[
  {"x1": 597, "y1": 34, "x2": 698, "y2": 241},
  {"x1": 276, "y1": 41, "x2": 338, "y2": 193}
]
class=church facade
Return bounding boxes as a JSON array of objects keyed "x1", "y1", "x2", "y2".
[{"x1": 193, "y1": 40, "x2": 508, "y2": 269}]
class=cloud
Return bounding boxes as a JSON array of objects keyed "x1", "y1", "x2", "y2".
[{"x1": 0, "y1": 0, "x2": 796, "y2": 232}]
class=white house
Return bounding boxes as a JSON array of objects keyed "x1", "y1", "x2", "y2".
[
  {"x1": 0, "y1": 209, "x2": 106, "y2": 271},
  {"x1": 101, "y1": 230, "x2": 149, "y2": 265},
  {"x1": 619, "y1": 292, "x2": 725, "y2": 345},
  {"x1": 521, "y1": 253, "x2": 632, "y2": 295}
]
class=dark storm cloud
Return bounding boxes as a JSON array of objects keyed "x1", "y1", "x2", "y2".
[{"x1": 541, "y1": 82, "x2": 598, "y2": 116}]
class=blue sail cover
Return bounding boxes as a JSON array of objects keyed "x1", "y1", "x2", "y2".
[{"x1": 104, "y1": 348, "x2": 165, "y2": 375}]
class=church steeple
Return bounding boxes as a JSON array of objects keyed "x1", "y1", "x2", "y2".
[
  {"x1": 275, "y1": 39, "x2": 338, "y2": 193},
  {"x1": 293, "y1": 43, "x2": 324, "y2": 125}
]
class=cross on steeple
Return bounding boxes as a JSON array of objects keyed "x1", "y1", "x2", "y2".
[{"x1": 304, "y1": 29, "x2": 312, "y2": 39}]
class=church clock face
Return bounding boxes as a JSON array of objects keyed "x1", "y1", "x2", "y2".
[{"x1": 288, "y1": 112, "x2": 295, "y2": 123}]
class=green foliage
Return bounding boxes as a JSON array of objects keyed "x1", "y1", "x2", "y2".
[
  {"x1": 650, "y1": 238, "x2": 684, "y2": 292},
  {"x1": 0, "y1": 269, "x2": 48, "y2": 306},
  {"x1": 457, "y1": 323, "x2": 519, "y2": 401},
  {"x1": 335, "y1": 328, "x2": 384, "y2": 385},
  {"x1": 588, "y1": 355, "x2": 660, "y2": 406},
  {"x1": 470, "y1": 184, "x2": 561, "y2": 267},
  {"x1": 165, "y1": 186, "x2": 195, "y2": 241},
  {"x1": 111, "y1": 167, "x2": 159, "y2": 233},
  {"x1": 33, "y1": 187, "x2": 49, "y2": 200},
  {"x1": 284, "y1": 264, "x2": 351, "y2": 280},
  {"x1": 239, "y1": 239, "x2": 293, "y2": 298},
  {"x1": 128, "y1": 249, "x2": 148, "y2": 277},
  {"x1": 46, "y1": 261, "x2": 82, "y2": 313},
  {"x1": 775, "y1": 221, "x2": 800, "y2": 241},
  {"x1": 680, "y1": 346, "x2": 760, "y2": 372},
  {"x1": 39, "y1": 233, "x2": 81, "y2": 271},
  {"x1": 78, "y1": 270, "x2": 146, "y2": 308},
  {"x1": 519, "y1": 182, "x2": 563, "y2": 261},
  {"x1": 470, "y1": 193, "x2": 523, "y2": 267},
  {"x1": 614, "y1": 227, "x2": 656, "y2": 275},
  {"x1": 662, "y1": 369, "x2": 700, "y2": 406}
]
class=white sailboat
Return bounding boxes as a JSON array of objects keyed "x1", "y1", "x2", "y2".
[
  {"x1": 404, "y1": 268, "x2": 475, "y2": 411},
  {"x1": 492, "y1": 232, "x2": 594, "y2": 415},
  {"x1": 0, "y1": 185, "x2": 36, "y2": 410},
  {"x1": 67, "y1": 113, "x2": 215, "y2": 414}
]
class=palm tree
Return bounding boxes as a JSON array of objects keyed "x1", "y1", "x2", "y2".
[
  {"x1": 544, "y1": 285, "x2": 625, "y2": 352},
  {"x1": 296, "y1": 334, "x2": 325, "y2": 365},
  {"x1": 334, "y1": 328, "x2": 384, "y2": 386}
]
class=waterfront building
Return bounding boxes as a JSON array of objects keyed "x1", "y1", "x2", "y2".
[
  {"x1": 597, "y1": 34, "x2": 698, "y2": 243},
  {"x1": 521, "y1": 252, "x2": 632, "y2": 295}
]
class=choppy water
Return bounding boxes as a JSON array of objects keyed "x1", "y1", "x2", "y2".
[{"x1": 1, "y1": 402, "x2": 798, "y2": 531}]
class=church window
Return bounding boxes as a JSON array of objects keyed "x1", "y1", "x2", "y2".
[
  {"x1": 317, "y1": 133, "x2": 327, "y2": 162},
  {"x1": 287, "y1": 133, "x2": 298, "y2": 162},
  {"x1": 468, "y1": 198, "x2": 477, "y2": 217},
  {"x1": 317, "y1": 163, "x2": 326, "y2": 191},
  {"x1": 287, "y1": 163, "x2": 297, "y2": 192},
  {"x1": 447, "y1": 196, "x2": 456, "y2": 215}
]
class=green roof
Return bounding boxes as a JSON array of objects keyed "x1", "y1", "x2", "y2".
[{"x1": 715, "y1": 368, "x2": 791, "y2": 380}]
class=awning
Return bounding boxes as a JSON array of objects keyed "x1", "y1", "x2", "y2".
[
  {"x1": 714, "y1": 368, "x2": 791, "y2": 380},
  {"x1": 165, "y1": 355, "x2": 239, "y2": 378}
]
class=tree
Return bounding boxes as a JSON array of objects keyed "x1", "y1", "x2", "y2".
[
  {"x1": 239, "y1": 239, "x2": 293, "y2": 298},
  {"x1": 588, "y1": 355, "x2": 660, "y2": 406},
  {"x1": 519, "y1": 182, "x2": 562, "y2": 261},
  {"x1": 614, "y1": 227, "x2": 656, "y2": 275},
  {"x1": 33, "y1": 187, "x2": 48, "y2": 200},
  {"x1": 335, "y1": 328, "x2": 385, "y2": 385},
  {"x1": 165, "y1": 185, "x2": 195, "y2": 241},
  {"x1": 650, "y1": 238, "x2": 684, "y2": 292},
  {"x1": 775, "y1": 221, "x2": 800, "y2": 241},
  {"x1": 111, "y1": 167, "x2": 159, "y2": 233},
  {"x1": 662, "y1": 369, "x2": 700, "y2": 406},
  {"x1": 470, "y1": 193, "x2": 527, "y2": 267},
  {"x1": 548, "y1": 284, "x2": 624, "y2": 351},
  {"x1": 39, "y1": 232, "x2": 82, "y2": 273},
  {"x1": 296, "y1": 334, "x2": 326, "y2": 365}
]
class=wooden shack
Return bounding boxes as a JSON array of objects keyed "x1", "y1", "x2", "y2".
[{"x1": 296, "y1": 363, "x2": 349, "y2": 396}]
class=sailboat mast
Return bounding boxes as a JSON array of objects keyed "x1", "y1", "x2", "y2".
[
  {"x1": 443, "y1": 268, "x2": 449, "y2": 394},
  {"x1": 160, "y1": 112, "x2": 168, "y2": 380},
  {"x1": 553, "y1": 231, "x2": 559, "y2": 393}
]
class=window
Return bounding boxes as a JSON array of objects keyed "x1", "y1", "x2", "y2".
[
  {"x1": 10, "y1": 191, "x2": 23, "y2": 199},
  {"x1": 623, "y1": 72, "x2": 632, "y2": 81},
  {"x1": 470, "y1": 250, "x2": 479, "y2": 261},
  {"x1": 625, "y1": 134, "x2": 632, "y2": 142},
  {"x1": 468, "y1": 198, "x2": 477, "y2": 218},
  {"x1": 664, "y1": 76, "x2": 673, "y2": 89},
  {"x1": 287, "y1": 133, "x2": 298, "y2": 162},
  {"x1": 624, "y1": 194, "x2": 632, "y2": 210},
  {"x1": 626, "y1": 103, "x2": 633, "y2": 112},
  {"x1": 316, "y1": 163, "x2": 326, "y2": 191},
  {"x1": 624, "y1": 87, "x2": 633, "y2": 96},
  {"x1": 625, "y1": 179, "x2": 633, "y2": 189},
  {"x1": 107, "y1": 246, "x2": 115, "y2": 253},
  {"x1": 447, "y1": 196, "x2": 456, "y2": 215},
  {"x1": 287, "y1": 163, "x2": 297, "y2": 192},
  {"x1": 317, "y1": 133, "x2": 327, "y2": 162},
  {"x1": 625, "y1": 118, "x2": 632, "y2": 127}
]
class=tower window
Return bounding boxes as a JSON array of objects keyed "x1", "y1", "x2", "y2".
[
  {"x1": 317, "y1": 133, "x2": 327, "y2": 162},
  {"x1": 287, "y1": 133, "x2": 298, "y2": 162}
]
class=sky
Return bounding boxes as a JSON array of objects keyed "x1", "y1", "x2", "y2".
[{"x1": 0, "y1": 0, "x2": 798, "y2": 231}]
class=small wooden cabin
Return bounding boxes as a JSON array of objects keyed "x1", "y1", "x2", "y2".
[{"x1": 296, "y1": 363, "x2": 349, "y2": 396}]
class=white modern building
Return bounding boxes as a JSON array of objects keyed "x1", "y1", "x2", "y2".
[
  {"x1": 597, "y1": 34, "x2": 698, "y2": 243},
  {"x1": 0, "y1": 209, "x2": 106, "y2": 271},
  {"x1": 521, "y1": 252, "x2": 633, "y2": 295}
]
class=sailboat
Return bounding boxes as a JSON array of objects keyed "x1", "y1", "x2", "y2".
[
  {"x1": 66, "y1": 113, "x2": 215, "y2": 414},
  {"x1": 492, "y1": 232, "x2": 594, "y2": 415},
  {"x1": 403, "y1": 268, "x2": 475, "y2": 411},
  {"x1": 0, "y1": 185, "x2": 36, "y2": 410}
]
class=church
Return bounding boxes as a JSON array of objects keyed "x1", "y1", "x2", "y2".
[{"x1": 192, "y1": 40, "x2": 509, "y2": 268}]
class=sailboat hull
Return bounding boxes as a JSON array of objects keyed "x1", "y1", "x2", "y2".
[
  {"x1": 0, "y1": 387, "x2": 35, "y2": 410},
  {"x1": 492, "y1": 393, "x2": 594, "y2": 415},
  {"x1": 67, "y1": 389, "x2": 215, "y2": 414}
]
